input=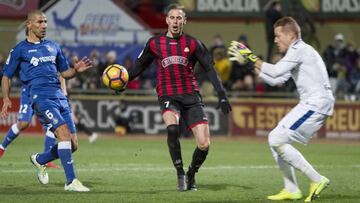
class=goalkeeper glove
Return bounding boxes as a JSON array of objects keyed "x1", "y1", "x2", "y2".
[{"x1": 228, "y1": 41, "x2": 259, "y2": 63}]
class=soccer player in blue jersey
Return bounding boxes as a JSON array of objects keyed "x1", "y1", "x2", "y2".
[
  {"x1": 0, "y1": 84, "x2": 60, "y2": 169},
  {"x1": 1, "y1": 10, "x2": 92, "y2": 192}
]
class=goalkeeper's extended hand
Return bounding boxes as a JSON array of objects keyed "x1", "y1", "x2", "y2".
[{"x1": 228, "y1": 41, "x2": 259, "y2": 63}]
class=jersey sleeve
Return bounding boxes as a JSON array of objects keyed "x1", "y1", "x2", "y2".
[
  {"x1": 194, "y1": 39, "x2": 226, "y2": 95},
  {"x1": 128, "y1": 39, "x2": 155, "y2": 81},
  {"x1": 259, "y1": 71, "x2": 292, "y2": 86},
  {"x1": 55, "y1": 43, "x2": 70, "y2": 72},
  {"x1": 3, "y1": 48, "x2": 21, "y2": 78},
  {"x1": 261, "y1": 47, "x2": 301, "y2": 77},
  {"x1": 194, "y1": 40, "x2": 214, "y2": 72}
]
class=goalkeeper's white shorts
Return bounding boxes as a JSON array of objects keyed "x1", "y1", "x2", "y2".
[{"x1": 268, "y1": 103, "x2": 328, "y2": 146}]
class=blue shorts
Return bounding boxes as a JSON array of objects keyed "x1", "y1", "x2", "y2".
[
  {"x1": 17, "y1": 87, "x2": 34, "y2": 122},
  {"x1": 32, "y1": 96, "x2": 76, "y2": 134}
]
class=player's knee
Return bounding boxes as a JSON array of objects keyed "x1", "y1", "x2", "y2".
[
  {"x1": 17, "y1": 122, "x2": 30, "y2": 131},
  {"x1": 268, "y1": 128, "x2": 286, "y2": 148},
  {"x1": 55, "y1": 125, "x2": 71, "y2": 141},
  {"x1": 167, "y1": 125, "x2": 179, "y2": 138},
  {"x1": 197, "y1": 140, "x2": 210, "y2": 150}
]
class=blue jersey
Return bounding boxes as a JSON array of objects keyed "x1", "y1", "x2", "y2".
[
  {"x1": 3, "y1": 39, "x2": 69, "y2": 98},
  {"x1": 17, "y1": 84, "x2": 34, "y2": 122}
]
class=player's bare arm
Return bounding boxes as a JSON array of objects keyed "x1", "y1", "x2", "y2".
[
  {"x1": 60, "y1": 56, "x2": 93, "y2": 79},
  {"x1": 1, "y1": 76, "x2": 12, "y2": 118}
]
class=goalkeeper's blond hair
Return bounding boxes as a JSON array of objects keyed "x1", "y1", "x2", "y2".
[{"x1": 274, "y1": 16, "x2": 301, "y2": 39}]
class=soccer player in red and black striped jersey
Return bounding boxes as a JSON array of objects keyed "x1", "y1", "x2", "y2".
[{"x1": 127, "y1": 3, "x2": 232, "y2": 191}]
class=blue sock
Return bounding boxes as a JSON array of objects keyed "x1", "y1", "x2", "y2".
[
  {"x1": 1, "y1": 124, "x2": 20, "y2": 149},
  {"x1": 43, "y1": 130, "x2": 56, "y2": 152},
  {"x1": 37, "y1": 144, "x2": 58, "y2": 165},
  {"x1": 58, "y1": 141, "x2": 76, "y2": 184}
]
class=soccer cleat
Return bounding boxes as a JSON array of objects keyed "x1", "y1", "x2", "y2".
[
  {"x1": 64, "y1": 179, "x2": 90, "y2": 192},
  {"x1": 186, "y1": 172, "x2": 197, "y2": 191},
  {"x1": 46, "y1": 161, "x2": 60, "y2": 169},
  {"x1": 0, "y1": 148, "x2": 4, "y2": 158},
  {"x1": 88, "y1": 133, "x2": 98, "y2": 144},
  {"x1": 176, "y1": 175, "x2": 187, "y2": 191},
  {"x1": 304, "y1": 176, "x2": 330, "y2": 202},
  {"x1": 30, "y1": 153, "x2": 49, "y2": 184},
  {"x1": 267, "y1": 189, "x2": 303, "y2": 201}
]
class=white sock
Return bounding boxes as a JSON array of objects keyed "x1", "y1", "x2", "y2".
[
  {"x1": 11, "y1": 124, "x2": 20, "y2": 134},
  {"x1": 277, "y1": 144, "x2": 322, "y2": 183},
  {"x1": 270, "y1": 147, "x2": 300, "y2": 193}
]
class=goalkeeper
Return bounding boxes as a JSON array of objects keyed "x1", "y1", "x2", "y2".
[{"x1": 228, "y1": 16, "x2": 334, "y2": 202}]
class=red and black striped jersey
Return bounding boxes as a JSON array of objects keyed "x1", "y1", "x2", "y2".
[{"x1": 130, "y1": 33, "x2": 217, "y2": 97}]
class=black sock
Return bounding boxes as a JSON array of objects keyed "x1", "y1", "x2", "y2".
[
  {"x1": 167, "y1": 124, "x2": 185, "y2": 176},
  {"x1": 188, "y1": 147, "x2": 209, "y2": 176}
]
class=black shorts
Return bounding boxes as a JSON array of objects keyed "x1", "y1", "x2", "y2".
[{"x1": 158, "y1": 93, "x2": 208, "y2": 128}]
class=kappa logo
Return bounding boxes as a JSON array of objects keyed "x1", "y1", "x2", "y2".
[{"x1": 184, "y1": 47, "x2": 189, "y2": 52}]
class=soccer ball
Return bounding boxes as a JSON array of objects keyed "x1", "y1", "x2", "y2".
[{"x1": 102, "y1": 64, "x2": 129, "y2": 90}]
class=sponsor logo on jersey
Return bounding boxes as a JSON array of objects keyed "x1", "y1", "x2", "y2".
[
  {"x1": 30, "y1": 56, "x2": 56, "y2": 66},
  {"x1": 28, "y1": 49, "x2": 37, "y2": 53},
  {"x1": 169, "y1": 42, "x2": 177, "y2": 45},
  {"x1": 161, "y1": 56, "x2": 188, "y2": 68}
]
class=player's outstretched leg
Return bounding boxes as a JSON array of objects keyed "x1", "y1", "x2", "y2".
[
  {"x1": 0, "y1": 124, "x2": 22, "y2": 158},
  {"x1": 30, "y1": 153, "x2": 49, "y2": 184},
  {"x1": 167, "y1": 124, "x2": 186, "y2": 191},
  {"x1": 57, "y1": 141, "x2": 89, "y2": 192},
  {"x1": 0, "y1": 147, "x2": 4, "y2": 159},
  {"x1": 186, "y1": 147, "x2": 209, "y2": 191},
  {"x1": 43, "y1": 129, "x2": 60, "y2": 169},
  {"x1": 267, "y1": 147, "x2": 303, "y2": 201}
]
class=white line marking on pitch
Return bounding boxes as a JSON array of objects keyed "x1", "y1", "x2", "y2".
[{"x1": 1, "y1": 164, "x2": 359, "y2": 173}]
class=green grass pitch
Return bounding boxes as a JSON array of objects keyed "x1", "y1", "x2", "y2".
[{"x1": 0, "y1": 134, "x2": 359, "y2": 203}]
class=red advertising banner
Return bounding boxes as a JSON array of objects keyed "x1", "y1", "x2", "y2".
[
  {"x1": 231, "y1": 99, "x2": 360, "y2": 139},
  {"x1": 0, "y1": 0, "x2": 39, "y2": 19},
  {"x1": 0, "y1": 98, "x2": 43, "y2": 133}
]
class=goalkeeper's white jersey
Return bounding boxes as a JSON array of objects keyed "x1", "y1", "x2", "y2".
[{"x1": 261, "y1": 39, "x2": 335, "y2": 116}]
